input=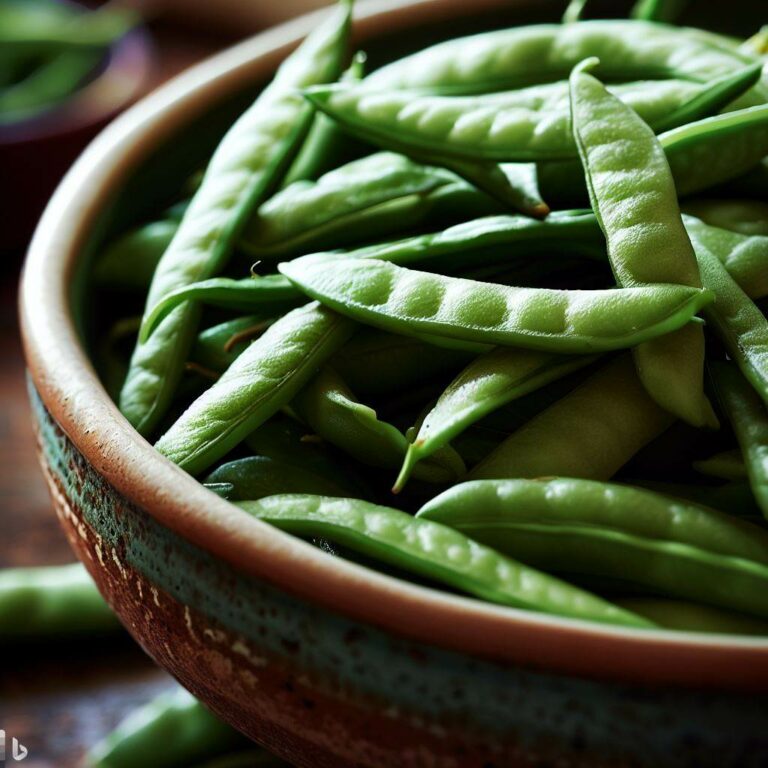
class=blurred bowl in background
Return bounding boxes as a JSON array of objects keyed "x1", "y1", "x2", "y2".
[{"x1": 0, "y1": 12, "x2": 152, "y2": 256}]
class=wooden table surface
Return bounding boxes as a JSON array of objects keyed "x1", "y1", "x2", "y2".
[{"x1": 0, "y1": 21, "x2": 252, "y2": 768}]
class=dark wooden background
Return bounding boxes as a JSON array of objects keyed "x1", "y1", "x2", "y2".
[{"x1": 0, "y1": 21, "x2": 244, "y2": 768}]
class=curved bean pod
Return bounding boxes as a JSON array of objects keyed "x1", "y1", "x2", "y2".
[
  {"x1": 279, "y1": 253, "x2": 713, "y2": 353},
  {"x1": 468, "y1": 355, "x2": 674, "y2": 481},
  {"x1": 394, "y1": 349, "x2": 597, "y2": 491},
  {"x1": 119, "y1": 1, "x2": 352, "y2": 436},
  {"x1": 238, "y1": 494, "x2": 652, "y2": 627},
  {"x1": 155, "y1": 304, "x2": 355, "y2": 475},
  {"x1": 711, "y1": 362, "x2": 768, "y2": 519},
  {"x1": 140, "y1": 276, "x2": 298, "y2": 342},
  {"x1": 570, "y1": 59, "x2": 714, "y2": 427},
  {"x1": 693, "y1": 448, "x2": 747, "y2": 481},
  {"x1": 192, "y1": 315, "x2": 274, "y2": 372},
  {"x1": 418, "y1": 477, "x2": 768, "y2": 618},
  {"x1": 305, "y1": 68, "x2": 760, "y2": 163}
]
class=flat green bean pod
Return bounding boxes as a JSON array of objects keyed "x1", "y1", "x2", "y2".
[
  {"x1": 294, "y1": 365, "x2": 465, "y2": 483},
  {"x1": 0, "y1": 563, "x2": 119, "y2": 639},
  {"x1": 712, "y1": 362, "x2": 768, "y2": 519},
  {"x1": 119, "y1": 1, "x2": 352, "y2": 436},
  {"x1": 240, "y1": 152, "x2": 497, "y2": 258},
  {"x1": 155, "y1": 304, "x2": 355, "y2": 475},
  {"x1": 140, "y1": 276, "x2": 298, "y2": 342},
  {"x1": 469, "y1": 355, "x2": 673, "y2": 481},
  {"x1": 238, "y1": 494, "x2": 652, "y2": 627},
  {"x1": 87, "y1": 687, "x2": 248, "y2": 768},
  {"x1": 305, "y1": 68, "x2": 760, "y2": 163},
  {"x1": 279, "y1": 253, "x2": 713, "y2": 353},
  {"x1": 418, "y1": 477, "x2": 768, "y2": 618},
  {"x1": 570, "y1": 58, "x2": 714, "y2": 428},
  {"x1": 394, "y1": 348, "x2": 598, "y2": 491},
  {"x1": 682, "y1": 199, "x2": 768, "y2": 237},
  {"x1": 192, "y1": 315, "x2": 273, "y2": 372},
  {"x1": 362, "y1": 21, "x2": 764, "y2": 97}
]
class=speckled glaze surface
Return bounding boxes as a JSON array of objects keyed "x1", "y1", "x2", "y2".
[{"x1": 20, "y1": 1, "x2": 768, "y2": 766}]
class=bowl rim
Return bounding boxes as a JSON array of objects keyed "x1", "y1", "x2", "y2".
[{"x1": 20, "y1": 0, "x2": 768, "y2": 690}]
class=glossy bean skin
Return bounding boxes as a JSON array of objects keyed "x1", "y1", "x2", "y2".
[
  {"x1": 687, "y1": 224, "x2": 768, "y2": 405},
  {"x1": 711, "y1": 362, "x2": 768, "y2": 518},
  {"x1": 469, "y1": 355, "x2": 673, "y2": 481},
  {"x1": 204, "y1": 454, "x2": 361, "y2": 500},
  {"x1": 140, "y1": 276, "x2": 298, "y2": 341},
  {"x1": 119, "y1": 2, "x2": 352, "y2": 436},
  {"x1": 418, "y1": 477, "x2": 768, "y2": 618},
  {"x1": 332, "y1": 328, "x2": 471, "y2": 395},
  {"x1": 0, "y1": 563, "x2": 119, "y2": 639},
  {"x1": 240, "y1": 152, "x2": 497, "y2": 258},
  {"x1": 633, "y1": 480, "x2": 765, "y2": 519},
  {"x1": 86, "y1": 688, "x2": 249, "y2": 768},
  {"x1": 682, "y1": 199, "x2": 768, "y2": 237},
  {"x1": 155, "y1": 304, "x2": 354, "y2": 475},
  {"x1": 394, "y1": 348, "x2": 598, "y2": 491},
  {"x1": 279, "y1": 253, "x2": 712, "y2": 353},
  {"x1": 570, "y1": 60, "x2": 714, "y2": 428},
  {"x1": 305, "y1": 69, "x2": 760, "y2": 163},
  {"x1": 237, "y1": 494, "x2": 651, "y2": 627},
  {"x1": 294, "y1": 365, "x2": 465, "y2": 483},
  {"x1": 362, "y1": 21, "x2": 763, "y2": 97}
]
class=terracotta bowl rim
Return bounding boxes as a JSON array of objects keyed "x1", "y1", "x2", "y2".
[{"x1": 20, "y1": 0, "x2": 768, "y2": 690}]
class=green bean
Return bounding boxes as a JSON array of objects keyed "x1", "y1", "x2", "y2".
[
  {"x1": 630, "y1": 0, "x2": 689, "y2": 23},
  {"x1": 693, "y1": 449, "x2": 747, "y2": 481},
  {"x1": 687, "y1": 225, "x2": 768, "y2": 406},
  {"x1": 469, "y1": 355, "x2": 673, "y2": 481},
  {"x1": 140, "y1": 276, "x2": 297, "y2": 341},
  {"x1": 0, "y1": 563, "x2": 119, "y2": 639},
  {"x1": 682, "y1": 199, "x2": 768, "y2": 237},
  {"x1": 683, "y1": 215, "x2": 768, "y2": 299},
  {"x1": 616, "y1": 599, "x2": 768, "y2": 636},
  {"x1": 282, "y1": 51, "x2": 366, "y2": 185},
  {"x1": 93, "y1": 221, "x2": 178, "y2": 292},
  {"x1": 119, "y1": 1, "x2": 352, "y2": 436},
  {"x1": 631, "y1": 480, "x2": 764, "y2": 519},
  {"x1": 305, "y1": 68, "x2": 759, "y2": 164},
  {"x1": 237, "y1": 494, "x2": 652, "y2": 627},
  {"x1": 362, "y1": 21, "x2": 763, "y2": 97},
  {"x1": 204, "y1": 454, "x2": 361, "y2": 500},
  {"x1": 418, "y1": 477, "x2": 768, "y2": 618},
  {"x1": 240, "y1": 152, "x2": 497, "y2": 258},
  {"x1": 279, "y1": 253, "x2": 712, "y2": 354},
  {"x1": 394, "y1": 349, "x2": 597, "y2": 491},
  {"x1": 332, "y1": 328, "x2": 471, "y2": 395},
  {"x1": 711, "y1": 362, "x2": 768, "y2": 519},
  {"x1": 192, "y1": 315, "x2": 273, "y2": 372},
  {"x1": 87, "y1": 688, "x2": 249, "y2": 768},
  {"x1": 155, "y1": 304, "x2": 354, "y2": 475},
  {"x1": 294, "y1": 365, "x2": 464, "y2": 483},
  {"x1": 570, "y1": 58, "x2": 715, "y2": 428}
]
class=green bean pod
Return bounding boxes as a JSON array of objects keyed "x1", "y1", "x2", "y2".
[
  {"x1": 0, "y1": 563, "x2": 119, "y2": 639},
  {"x1": 86, "y1": 688, "x2": 248, "y2": 768},
  {"x1": 693, "y1": 449, "x2": 747, "y2": 481},
  {"x1": 305, "y1": 67, "x2": 760, "y2": 163},
  {"x1": 418, "y1": 477, "x2": 768, "y2": 618},
  {"x1": 238, "y1": 494, "x2": 652, "y2": 628},
  {"x1": 682, "y1": 199, "x2": 768, "y2": 237},
  {"x1": 119, "y1": 1, "x2": 352, "y2": 436},
  {"x1": 468, "y1": 355, "x2": 674, "y2": 481},
  {"x1": 570, "y1": 58, "x2": 714, "y2": 428},
  {"x1": 192, "y1": 315, "x2": 274, "y2": 372},
  {"x1": 279, "y1": 253, "x2": 713, "y2": 354},
  {"x1": 711, "y1": 362, "x2": 768, "y2": 518},
  {"x1": 394, "y1": 348, "x2": 597, "y2": 491},
  {"x1": 155, "y1": 304, "x2": 355, "y2": 475},
  {"x1": 140, "y1": 276, "x2": 298, "y2": 341}
]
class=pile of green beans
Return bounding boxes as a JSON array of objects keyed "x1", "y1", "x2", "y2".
[
  {"x1": 92, "y1": 0, "x2": 768, "y2": 634},
  {"x1": 0, "y1": 0, "x2": 136, "y2": 125}
]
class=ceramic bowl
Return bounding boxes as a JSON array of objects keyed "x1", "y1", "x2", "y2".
[{"x1": 20, "y1": 1, "x2": 768, "y2": 766}]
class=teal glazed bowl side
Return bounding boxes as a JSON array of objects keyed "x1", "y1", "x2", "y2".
[{"x1": 20, "y1": 1, "x2": 768, "y2": 766}]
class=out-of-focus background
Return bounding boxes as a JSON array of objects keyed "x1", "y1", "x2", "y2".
[{"x1": 0, "y1": 3, "x2": 333, "y2": 766}]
